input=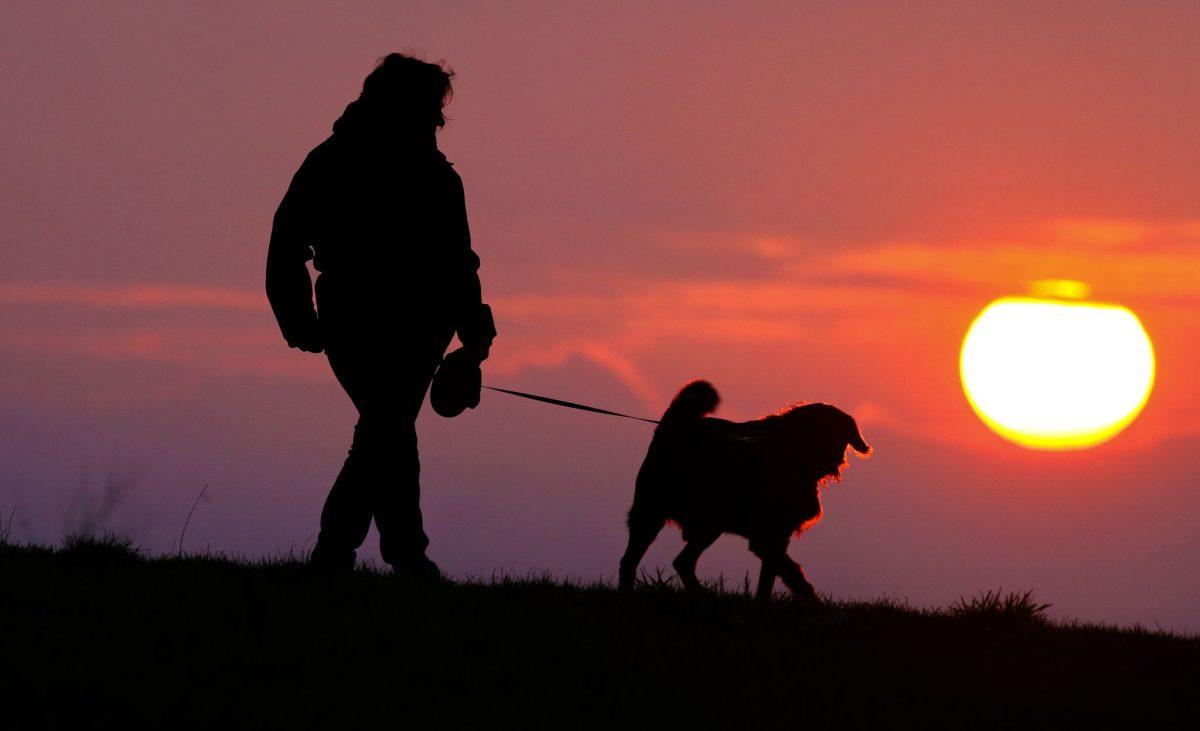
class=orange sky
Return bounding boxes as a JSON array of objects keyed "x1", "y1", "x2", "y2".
[{"x1": 2, "y1": 3, "x2": 1198, "y2": 630}]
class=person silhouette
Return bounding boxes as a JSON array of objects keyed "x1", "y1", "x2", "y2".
[{"x1": 266, "y1": 53, "x2": 495, "y2": 578}]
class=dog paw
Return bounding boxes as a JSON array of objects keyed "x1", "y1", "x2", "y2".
[{"x1": 793, "y1": 586, "x2": 822, "y2": 605}]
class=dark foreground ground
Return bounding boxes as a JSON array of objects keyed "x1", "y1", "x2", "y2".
[{"x1": 1, "y1": 536, "x2": 1197, "y2": 729}]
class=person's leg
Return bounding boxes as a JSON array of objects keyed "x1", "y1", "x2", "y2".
[
  {"x1": 309, "y1": 340, "x2": 383, "y2": 571},
  {"x1": 373, "y1": 356, "x2": 440, "y2": 573},
  {"x1": 309, "y1": 419, "x2": 378, "y2": 571},
  {"x1": 313, "y1": 309, "x2": 450, "y2": 575}
]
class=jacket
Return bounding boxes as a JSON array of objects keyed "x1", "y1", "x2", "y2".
[{"x1": 265, "y1": 115, "x2": 490, "y2": 352}]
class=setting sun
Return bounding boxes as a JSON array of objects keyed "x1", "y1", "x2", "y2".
[{"x1": 960, "y1": 282, "x2": 1156, "y2": 451}]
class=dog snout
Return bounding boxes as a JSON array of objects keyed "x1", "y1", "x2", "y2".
[{"x1": 850, "y1": 431, "x2": 871, "y2": 456}]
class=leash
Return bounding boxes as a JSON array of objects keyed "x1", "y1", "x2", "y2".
[{"x1": 483, "y1": 386, "x2": 660, "y2": 424}]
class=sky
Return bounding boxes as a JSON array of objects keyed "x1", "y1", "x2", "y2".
[{"x1": 2, "y1": 2, "x2": 1198, "y2": 631}]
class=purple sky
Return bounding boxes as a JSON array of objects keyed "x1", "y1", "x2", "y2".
[{"x1": 2, "y1": 2, "x2": 1199, "y2": 631}]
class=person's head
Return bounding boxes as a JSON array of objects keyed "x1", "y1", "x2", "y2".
[{"x1": 357, "y1": 53, "x2": 455, "y2": 130}]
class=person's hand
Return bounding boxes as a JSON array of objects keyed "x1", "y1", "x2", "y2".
[
  {"x1": 292, "y1": 335, "x2": 324, "y2": 354},
  {"x1": 461, "y1": 341, "x2": 490, "y2": 363},
  {"x1": 286, "y1": 322, "x2": 324, "y2": 353},
  {"x1": 458, "y1": 304, "x2": 495, "y2": 363}
]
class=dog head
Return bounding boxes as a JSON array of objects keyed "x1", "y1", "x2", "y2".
[{"x1": 781, "y1": 403, "x2": 871, "y2": 482}]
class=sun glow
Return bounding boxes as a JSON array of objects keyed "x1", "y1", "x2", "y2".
[{"x1": 959, "y1": 284, "x2": 1155, "y2": 450}]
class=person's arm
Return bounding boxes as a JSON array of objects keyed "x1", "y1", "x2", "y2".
[
  {"x1": 446, "y1": 171, "x2": 495, "y2": 361},
  {"x1": 265, "y1": 153, "x2": 322, "y2": 353}
]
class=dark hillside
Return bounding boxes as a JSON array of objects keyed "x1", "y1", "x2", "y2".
[{"x1": 1, "y1": 536, "x2": 1196, "y2": 729}]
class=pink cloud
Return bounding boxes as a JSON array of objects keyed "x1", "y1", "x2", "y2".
[
  {"x1": 815, "y1": 239, "x2": 1200, "y2": 303},
  {"x1": 4, "y1": 221, "x2": 1196, "y2": 453},
  {"x1": 0, "y1": 283, "x2": 264, "y2": 311}
]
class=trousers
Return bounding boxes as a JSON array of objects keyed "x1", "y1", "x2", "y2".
[{"x1": 308, "y1": 303, "x2": 453, "y2": 570}]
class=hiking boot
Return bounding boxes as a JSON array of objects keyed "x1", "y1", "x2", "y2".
[
  {"x1": 309, "y1": 543, "x2": 356, "y2": 574},
  {"x1": 391, "y1": 554, "x2": 443, "y2": 585}
]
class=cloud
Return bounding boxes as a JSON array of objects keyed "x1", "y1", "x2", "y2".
[
  {"x1": 4, "y1": 216, "x2": 1197, "y2": 451},
  {"x1": 0, "y1": 283, "x2": 263, "y2": 311},
  {"x1": 648, "y1": 229, "x2": 807, "y2": 262},
  {"x1": 1046, "y1": 219, "x2": 1157, "y2": 247},
  {"x1": 0, "y1": 327, "x2": 319, "y2": 380},
  {"x1": 1044, "y1": 219, "x2": 1200, "y2": 248},
  {"x1": 814, "y1": 239, "x2": 1200, "y2": 303},
  {"x1": 488, "y1": 338, "x2": 663, "y2": 409}
]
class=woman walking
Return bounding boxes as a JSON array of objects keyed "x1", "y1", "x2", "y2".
[{"x1": 266, "y1": 54, "x2": 495, "y2": 578}]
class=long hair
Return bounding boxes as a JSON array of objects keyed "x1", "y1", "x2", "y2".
[{"x1": 334, "y1": 53, "x2": 456, "y2": 137}]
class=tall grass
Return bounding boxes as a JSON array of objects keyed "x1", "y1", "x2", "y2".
[
  {"x1": 59, "y1": 530, "x2": 144, "y2": 566},
  {"x1": 951, "y1": 589, "x2": 1052, "y2": 626},
  {"x1": 0, "y1": 507, "x2": 13, "y2": 545}
]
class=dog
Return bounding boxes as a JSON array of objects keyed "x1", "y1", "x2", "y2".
[{"x1": 618, "y1": 380, "x2": 870, "y2": 601}]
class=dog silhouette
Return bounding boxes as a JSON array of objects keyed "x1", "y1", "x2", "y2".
[{"x1": 619, "y1": 381, "x2": 870, "y2": 601}]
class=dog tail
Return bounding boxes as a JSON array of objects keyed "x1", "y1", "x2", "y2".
[{"x1": 660, "y1": 380, "x2": 720, "y2": 423}]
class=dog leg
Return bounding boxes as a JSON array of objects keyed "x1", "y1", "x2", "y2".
[
  {"x1": 772, "y1": 554, "x2": 819, "y2": 603},
  {"x1": 755, "y1": 560, "x2": 777, "y2": 602},
  {"x1": 619, "y1": 512, "x2": 665, "y2": 593},
  {"x1": 672, "y1": 531, "x2": 719, "y2": 592},
  {"x1": 751, "y1": 540, "x2": 817, "y2": 603}
]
